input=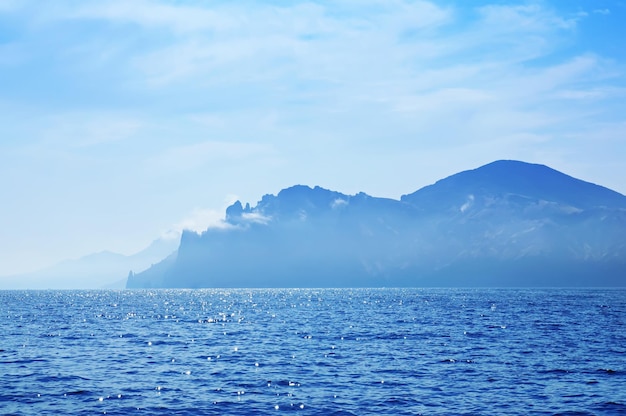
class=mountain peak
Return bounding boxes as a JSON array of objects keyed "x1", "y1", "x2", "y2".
[
  {"x1": 250, "y1": 185, "x2": 348, "y2": 219},
  {"x1": 128, "y1": 159, "x2": 626, "y2": 288},
  {"x1": 402, "y1": 160, "x2": 626, "y2": 210}
]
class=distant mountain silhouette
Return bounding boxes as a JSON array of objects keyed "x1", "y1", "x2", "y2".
[
  {"x1": 2, "y1": 237, "x2": 178, "y2": 289},
  {"x1": 401, "y1": 160, "x2": 626, "y2": 212},
  {"x1": 127, "y1": 160, "x2": 626, "y2": 288}
]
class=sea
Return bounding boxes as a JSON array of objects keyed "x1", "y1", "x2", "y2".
[{"x1": 1, "y1": 288, "x2": 625, "y2": 415}]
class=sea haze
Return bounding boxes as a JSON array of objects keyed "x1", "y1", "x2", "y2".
[
  {"x1": 129, "y1": 161, "x2": 626, "y2": 289},
  {"x1": 2, "y1": 288, "x2": 625, "y2": 415}
]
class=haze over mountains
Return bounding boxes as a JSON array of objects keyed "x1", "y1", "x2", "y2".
[
  {"x1": 128, "y1": 160, "x2": 626, "y2": 288},
  {"x1": 1, "y1": 237, "x2": 178, "y2": 289}
]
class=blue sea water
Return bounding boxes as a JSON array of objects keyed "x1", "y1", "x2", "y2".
[{"x1": 1, "y1": 288, "x2": 625, "y2": 415}]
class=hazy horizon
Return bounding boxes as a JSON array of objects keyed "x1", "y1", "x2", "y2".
[{"x1": 1, "y1": 1, "x2": 625, "y2": 278}]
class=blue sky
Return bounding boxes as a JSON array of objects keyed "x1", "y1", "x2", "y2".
[{"x1": 1, "y1": 0, "x2": 625, "y2": 276}]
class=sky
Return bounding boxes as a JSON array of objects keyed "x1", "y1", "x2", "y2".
[{"x1": 1, "y1": 0, "x2": 625, "y2": 277}]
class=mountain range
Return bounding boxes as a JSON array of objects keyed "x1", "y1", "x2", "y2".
[
  {"x1": 127, "y1": 160, "x2": 626, "y2": 288},
  {"x1": 1, "y1": 237, "x2": 178, "y2": 289}
]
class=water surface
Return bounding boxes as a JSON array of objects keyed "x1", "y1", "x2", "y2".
[{"x1": 1, "y1": 288, "x2": 625, "y2": 415}]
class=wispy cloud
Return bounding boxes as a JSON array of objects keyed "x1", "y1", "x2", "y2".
[
  {"x1": 2, "y1": 2, "x2": 622, "y2": 175},
  {"x1": 241, "y1": 212, "x2": 271, "y2": 225},
  {"x1": 68, "y1": 0, "x2": 239, "y2": 34},
  {"x1": 477, "y1": 4, "x2": 579, "y2": 31},
  {"x1": 593, "y1": 9, "x2": 611, "y2": 15},
  {"x1": 169, "y1": 207, "x2": 229, "y2": 234},
  {"x1": 36, "y1": 0, "x2": 454, "y2": 89},
  {"x1": 144, "y1": 140, "x2": 275, "y2": 174},
  {"x1": 39, "y1": 112, "x2": 143, "y2": 148},
  {"x1": 1, "y1": 0, "x2": 625, "y2": 276}
]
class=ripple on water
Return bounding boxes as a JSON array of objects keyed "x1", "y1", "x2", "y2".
[{"x1": 1, "y1": 288, "x2": 625, "y2": 415}]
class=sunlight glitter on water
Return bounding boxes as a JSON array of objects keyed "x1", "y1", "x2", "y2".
[{"x1": 1, "y1": 288, "x2": 626, "y2": 415}]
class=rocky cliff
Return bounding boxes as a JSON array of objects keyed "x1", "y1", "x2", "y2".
[{"x1": 127, "y1": 160, "x2": 626, "y2": 288}]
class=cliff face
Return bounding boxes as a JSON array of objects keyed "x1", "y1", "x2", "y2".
[{"x1": 127, "y1": 160, "x2": 626, "y2": 288}]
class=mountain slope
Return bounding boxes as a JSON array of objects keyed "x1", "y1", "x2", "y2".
[
  {"x1": 128, "y1": 161, "x2": 626, "y2": 288},
  {"x1": 2, "y1": 237, "x2": 179, "y2": 289},
  {"x1": 401, "y1": 160, "x2": 626, "y2": 212}
]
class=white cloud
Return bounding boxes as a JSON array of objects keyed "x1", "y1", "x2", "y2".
[
  {"x1": 55, "y1": 0, "x2": 453, "y2": 88},
  {"x1": 2, "y1": 0, "x2": 626, "y2": 277},
  {"x1": 523, "y1": 55, "x2": 601, "y2": 94},
  {"x1": 593, "y1": 9, "x2": 610, "y2": 15},
  {"x1": 144, "y1": 140, "x2": 274, "y2": 174},
  {"x1": 35, "y1": 112, "x2": 143, "y2": 148},
  {"x1": 5, "y1": 1, "x2": 620, "y2": 172},
  {"x1": 460, "y1": 194, "x2": 474, "y2": 213},
  {"x1": 163, "y1": 194, "x2": 245, "y2": 238},
  {"x1": 553, "y1": 87, "x2": 625, "y2": 101},
  {"x1": 170, "y1": 207, "x2": 230, "y2": 234},
  {"x1": 241, "y1": 212, "x2": 271, "y2": 225},
  {"x1": 332, "y1": 198, "x2": 349, "y2": 209},
  {"x1": 477, "y1": 4, "x2": 578, "y2": 32},
  {"x1": 392, "y1": 87, "x2": 494, "y2": 114},
  {"x1": 68, "y1": 0, "x2": 236, "y2": 34}
]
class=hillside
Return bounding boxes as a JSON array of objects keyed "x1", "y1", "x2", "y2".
[{"x1": 127, "y1": 161, "x2": 626, "y2": 288}]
